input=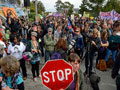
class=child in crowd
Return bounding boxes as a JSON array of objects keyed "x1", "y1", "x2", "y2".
[{"x1": 60, "y1": 53, "x2": 86, "y2": 90}]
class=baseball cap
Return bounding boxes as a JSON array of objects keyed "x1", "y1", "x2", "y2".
[{"x1": 31, "y1": 32, "x2": 37, "y2": 37}]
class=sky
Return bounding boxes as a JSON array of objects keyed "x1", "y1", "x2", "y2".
[
  {"x1": 27, "y1": 0, "x2": 82, "y2": 12},
  {"x1": 41, "y1": 0, "x2": 82, "y2": 12},
  {"x1": 21, "y1": 0, "x2": 82, "y2": 12}
]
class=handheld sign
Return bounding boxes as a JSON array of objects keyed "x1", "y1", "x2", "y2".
[{"x1": 41, "y1": 59, "x2": 74, "y2": 90}]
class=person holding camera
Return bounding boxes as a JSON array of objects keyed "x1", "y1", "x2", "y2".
[
  {"x1": 85, "y1": 29, "x2": 101, "y2": 76},
  {"x1": 26, "y1": 32, "x2": 41, "y2": 82}
]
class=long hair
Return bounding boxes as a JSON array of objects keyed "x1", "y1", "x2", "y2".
[
  {"x1": 56, "y1": 38, "x2": 67, "y2": 51},
  {"x1": 101, "y1": 31, "x2": 108, "y2": 40}
]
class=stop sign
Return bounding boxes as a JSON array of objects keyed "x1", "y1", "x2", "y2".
[{"x1": 41, "y1": 59, "x2": 74, "y2": 90}]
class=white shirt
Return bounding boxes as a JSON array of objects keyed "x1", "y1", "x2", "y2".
[
  {"x1": 116, "y1": 32, "x2": 120, "y2": 36},
  {"x1": 7, "y1": 42, "x2": 26, "y2": 60}
]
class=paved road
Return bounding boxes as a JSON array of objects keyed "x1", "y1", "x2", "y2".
[{"x1": 24, "y1": 57, "x2": 116, "y2": 90}]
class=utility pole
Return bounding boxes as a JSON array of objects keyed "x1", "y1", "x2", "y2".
[{"x1": 35, "y1": 0, "x2": 38, "y2": 16}]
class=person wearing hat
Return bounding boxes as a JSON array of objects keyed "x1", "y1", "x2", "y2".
[
  {"x1": 84, "y1": 28, "x2": 101, "y2": 76},
  {"x1": 44, "y1": 27, "x2": 56, "y2": 62},
  {"x1": 26, "y1": 31, "x2": 41, "y2": 82}
]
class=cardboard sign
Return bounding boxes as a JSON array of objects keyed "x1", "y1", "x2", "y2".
[
  {"x1": 2, "y1": 7, "x2": 17, "y2": 18},
  {"x1": 35, "y1": 15, "x2": 40, "y2": 22}
]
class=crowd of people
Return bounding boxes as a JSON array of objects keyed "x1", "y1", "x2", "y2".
[{"x1": 0, "y1": 14, "x2": 120, "y2": 90}]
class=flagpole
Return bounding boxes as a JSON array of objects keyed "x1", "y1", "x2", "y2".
[{"x1": 35, "y1": 0, "x2": 38, "y2": 16}]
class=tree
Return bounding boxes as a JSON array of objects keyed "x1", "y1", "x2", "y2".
[
  {"x1": 79, "y1": 0, "x2": 88, "y2": 16},
  {"x1": 55, "y1": 0, "x2": 64, "y2": 12},
  {"x1": 55, "y1": 0, "x2": 74, "y2": 16},
  {"x1": 37, "y1": 1, "x2": 45, "y2": 14},
  {"x1": 30, "y1": 0, "x2": 45, "y2": 14},
  {"x1": 79, "y1": 0, "x2": 106, "y2": 16},
  {"x1": 79, "y1": 0, "x2": 120, "y2": 17},
  {"x1": 102, "y1": 0, "x2": 120, "y2": 13},
  {"x1": 64, "y1": 2, "x2": 74, "y2": 16}
]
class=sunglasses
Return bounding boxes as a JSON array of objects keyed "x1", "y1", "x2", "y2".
[{"x1": 75, "y1": 31, "x2": 79, "y2": 32}]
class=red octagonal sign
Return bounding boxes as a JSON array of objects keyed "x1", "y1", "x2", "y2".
[{"x1": 41, "y1": 59, "x2": 74, "y2": 90}]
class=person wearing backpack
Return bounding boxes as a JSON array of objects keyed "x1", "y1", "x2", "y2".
[
  {"x1": 44, "y1": 27, "x2": 56, "y2": 62},
  {"x1": 96, "y1": 31, "x2": 109, "y2": 71},
  {"x1": 50, "y1": 38, "x2": 68, "y2": 61}
]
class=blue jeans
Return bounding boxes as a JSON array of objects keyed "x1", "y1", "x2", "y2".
[
  {"x1": 105, "y1": 49, "x2": 117, "y2": 62},
  {"x1": 45, "y1": 50, "x2": 54, "y2": 62}
]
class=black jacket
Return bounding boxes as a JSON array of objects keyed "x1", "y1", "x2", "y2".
[
  {"x1": 90, "y1": 37, "x2": 101, "y2": 53},
  {"x1": 112, "y1": 51, "x2": 120, "y2": 79}
]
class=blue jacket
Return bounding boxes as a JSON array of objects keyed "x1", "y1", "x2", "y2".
[{"x1": 75, "y1": 34, "x2": 84, "y2": 50}]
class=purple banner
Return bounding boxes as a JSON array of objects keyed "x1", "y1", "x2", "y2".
[
  {"x1": 99, "y1": 10, "x2": 120, "y2": 21},
  {"x1": 52, "y1": 13, "x2": 63, "y2": 17}
]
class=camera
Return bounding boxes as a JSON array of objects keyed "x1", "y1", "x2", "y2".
[
  {"x1": 68, "y1": 39, "x2": 76, "y2": 51},
  {"x1": 89, "y1": 72, "x2": 100, "y2": 90}
]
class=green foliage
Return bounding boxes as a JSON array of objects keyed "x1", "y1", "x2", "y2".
[
  {"x1": 55, "y1": 0, "x2": 74, "y2": 16},
  {"x1": 74, "y1": 13, "x2": 79, "y2": 17},
  {"x1": 55, "y1": 0, "x2": 63, "y2": 12},
  {"x1": 102, "y1": 0, "x2": 120, "y2": 14},
  {"x1": 79, "y1": 0, "x2": 88, "y2": 16},
  {"x1": 28, "y1": 13, "x2": 35, "y2": 21},
  {"x1": 37, "y1": 1, "x2": 45, "y2": 14},
  {"x1": 79, "y1": 0, "x2": 120, "y2": 17},
  {"x1": 30, "y1": 1, "x2": 35, "y2": 12},
  {"x1": 30, "y1": 0, "x2": 45, "y2": 14}
]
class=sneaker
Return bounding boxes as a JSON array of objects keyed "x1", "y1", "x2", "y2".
[
  {"x1": 23, "y1": 77, "x2": 27, "y2": 80},
  {"x1": 37, "y1": 75, "x2": 41, "y2": 78},
  {"x1": 33, "y1": 77, "x2": 37, "y2": 82}
]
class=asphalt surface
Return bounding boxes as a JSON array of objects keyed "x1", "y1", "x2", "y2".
[{"x1": 24, "y1": 57, "x2": 116, "y2": 90}]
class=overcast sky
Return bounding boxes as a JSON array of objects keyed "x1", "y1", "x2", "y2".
[
  {"x1": 41, "y1": 0, "x2": 82, "y2": 12},
  {"x1": 27, "y1": 0, "x2": 81, "y2": 12}
]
